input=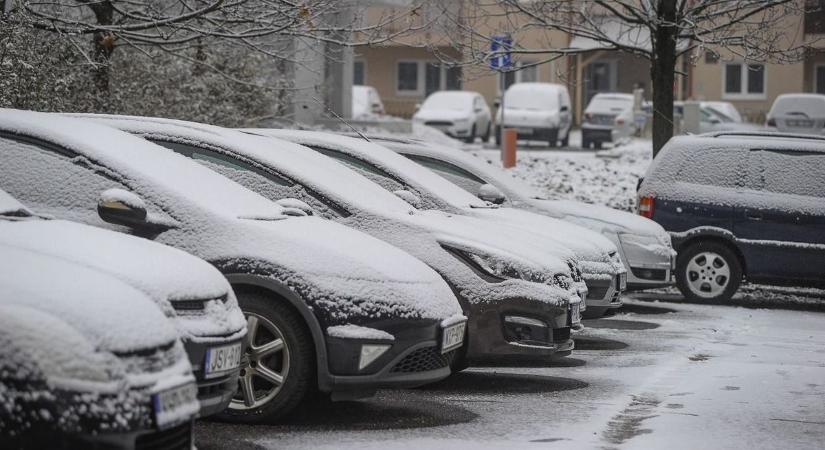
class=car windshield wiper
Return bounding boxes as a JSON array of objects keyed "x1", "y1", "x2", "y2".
[{"x1": 0, "y1": 208, "x2": 32, "y2": 218}]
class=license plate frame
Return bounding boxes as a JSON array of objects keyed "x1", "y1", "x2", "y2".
[
  {"x1": 152, "y1": 382, "x2": 198, "y2": 430},
  {"x1": 514, "y1": 127, "x2": 533, "y2": 134},
  {"x1": 204, "y1": 342, "x2": 242, "y2": 379},
  {"x1": 618, "y1": 272, "x2": 628, "y2": 291},
  {"x1": 441, "y1": 322, "x2": 466, "y2": 354},
  {"x1": 787, "y1": 119, "x2": 813, "y2": 128},
  {"x1": 570, "y1": 303, "x2": 581, "y2": 325}
]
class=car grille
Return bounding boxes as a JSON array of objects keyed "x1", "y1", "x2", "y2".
[
  {"x1": 553, "y1": 327, "x2": 571, "y2": 342},
  {"x1": 390, "y1": 346, "x2": 456, "y2": 373},
  {"x1": 587, "y1": 113, "x2": 616, "y2": 126},
  {"x1": 135, "y1": 422, "x2": 192, "y2": 450},
  {"x1": 197, "y1": 372, "x2": 235, "y2": 400},
  {"x1": 171, "y1": 294, "x2": 227, "y2": 312},
  {"x1": 424, "y1": 121, "x2": 453, "y2": 127}
]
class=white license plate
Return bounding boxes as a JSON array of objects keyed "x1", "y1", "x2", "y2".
[
  {"x1": 441, "y1": 322, "x2": 466, "y2": 354},
  {"x1": 514, "y1": 128, "x2": 533, "y2": 134},
  {"x1": 787, "y1": 119, "x2": 813, "y2": 127},
  {"x1": 618, "y1": 273, "x2": 627, "y2": 291},
  {"x1": 204, "y1": 343, "x2": 242, "y2": 378},
  {"x1": 570, "y1": 303, "x2": 581, "y2": 325},
  {"x1": 152, "y1": 382, "x2": 198, "y2": 430}
]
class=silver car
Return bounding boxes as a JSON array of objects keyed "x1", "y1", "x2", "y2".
[
  {"x1": 581, "y1": 93, "x2": 636, "y2": 149},
  {"x1": 766, "y1": 93, "x2": 825, "y2": 134}
]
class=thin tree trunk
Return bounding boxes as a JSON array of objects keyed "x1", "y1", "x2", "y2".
[
  {"x1": 650, "y1": 0, "x2": 678, "y2": 158},
  {"x1": 88, "y1": 1, "x2": 115, "y2": 96}
]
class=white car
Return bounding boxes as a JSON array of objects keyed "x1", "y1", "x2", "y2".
[
  {"x1": 0, "y1": 190, "x2": 246, "y2": 419},
  {"x1": 703, "y1": 101, "x2": 743, "y2": 123},
  {"x1": 675, "y1": 101, "x2": 760, "y2": 134},
  {"x1": 581, "y1": 93, "x2": 636, "y2": 149},
  {"x1": 265, "y1": 130, "x2": 629, "y2": 319},
  {"x1": 366, "y1": 136, "x2": 676, "y2": 292},
  {"x1": 0, "y1": 237, "x2": 199, "y2": 446},
  {"x1": 495, "y1": 82, "x2": 573, "y2": 147},
  {"x1": 766, "y1": 93, "x2": 825, "y2": 134},
  {"x1": 413, "y1": 91, "x2": 492, "y2": 143},
  {"x1": 352, "y1": 85, "x2": 385, "y2": 119}
]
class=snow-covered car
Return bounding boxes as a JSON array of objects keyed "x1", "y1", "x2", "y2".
[
  {"x1": 0, "y1": 189, "x2": 245, "y2": 419},
  {"x1": 674, "y1": 101, "x2": 760, "y2": 134},
  {"x1": 262, "y1": 130, "x2": 628, "y2": 319},
  {"x1": 1, "y1": 110, "x2": 465, "y2": 424},
  {"x1": 413, "y1": 91, "x2": 492, "y2": 143},
  {"x1": 702, "y1": 101, "x2": 743, "y2": 123},
  {"x1": 766, "y1": 93, "x2": 825, "y2": 134},
  {"x1": 639, "y1": 132, "x2": 825, "y2": 301},
  {"x1": 84, "y1": 114, "x2": 582, "y2": 369},
  {"x1": 495, "y1": 82, "x2": 573, "y2": 147},
  {"x1": 362, "y1": 135, "x2": 676, "y2": 291},
  {"x1": 352, "y1": 85, "x2": 385, "y2": 119},
  {"x1": 0, "y1": 243, "x2": 199, "y2": 448},
  {"x1": 581, "y1": 93, "x2": 636, "y2": 149}
]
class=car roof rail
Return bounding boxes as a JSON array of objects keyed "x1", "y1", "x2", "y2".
[{"x1": 704, "y1": 131, "x2": 825, "y2": 142}]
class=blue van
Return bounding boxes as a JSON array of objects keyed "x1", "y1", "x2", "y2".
[{"x1": 638, "y1": 132, "x2": 825, "y2": 301}]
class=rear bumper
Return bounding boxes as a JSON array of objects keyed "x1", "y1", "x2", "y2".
[{"x1": 581, "y1": 126, "x2": 614, "y2": 143}]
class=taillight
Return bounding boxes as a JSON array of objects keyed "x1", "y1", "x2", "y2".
[
  {"x1": 638, "y1": 195, "x2": 655, "y2": 219},
  {"x1": 616, "y1": 118, "x2": 625, "y2": 125},
  {"x1": 767, "y1": 118, "x2": 776, "y2": 127}
]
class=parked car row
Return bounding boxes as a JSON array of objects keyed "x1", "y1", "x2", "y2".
[{"x1": 0, "y1": 108, "x2": 674, "y2": 449}]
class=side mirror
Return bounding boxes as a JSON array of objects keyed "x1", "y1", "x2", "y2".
[
  {"x1": 276, "y1": 198, "x2": 314, "y2": 216},
  {"x1": 393, "y1": 189, "x2": 423, "y2": 208},
  {"x1": 97, "y1": 188, "x2": 149, "y2": 229},
  {"x1": 560, "y1": 105, "x2": 569, "y2": 112},
  {"x1": 414, "y1": 103, "x2": 422, "y2": 112},
  {"x1": 478, "y1": 184, "x2": 505, "y2": 205},
  {"x1": 494, "y1": 99, "x2": 501, "y2": 108}
]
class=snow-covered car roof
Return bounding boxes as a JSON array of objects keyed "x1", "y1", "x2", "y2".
[
  {"x1": 419, "y1": 91, "x2": 478, "y2": 110},
  {"x1": 585, "y1": 93, "x2": 634, "y2": 114},
  {"x1": 768, "y1": 94, "x2": 825, "y2": 118},
  {"x1": 248, "y1": 129, "x2": 491, "y2": 211},
  {"x1": 64, "y1": 113, "x2": 463, "y2": 322}
]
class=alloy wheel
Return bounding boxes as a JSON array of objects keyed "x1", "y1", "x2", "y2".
[
  {"x1": 230, "y1": 313, "x2": 290, "y2": 411},
  {"x1": 685, "y1": 251, "x2": 731, "y2": 298}
]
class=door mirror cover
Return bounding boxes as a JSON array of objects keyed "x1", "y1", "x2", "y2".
[
  {"x1": 97, "y1": 188, "x2": 148, "y2": 228},
  {"x1": 478, "y1": 184, "x2": 506, "y2": 205}
]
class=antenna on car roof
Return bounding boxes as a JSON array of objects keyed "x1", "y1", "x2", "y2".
[{"x1": 310, "y1": 95, "x2": 371, "y2": 143}]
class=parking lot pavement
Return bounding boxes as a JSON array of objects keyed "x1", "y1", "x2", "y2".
[{"x1": 196, "y1": 298, "x2": 825, "y2": 449}]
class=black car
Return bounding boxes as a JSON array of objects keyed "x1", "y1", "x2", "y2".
[{"x1": 638, "y1": 132, "x2": 825, "y2": 301}]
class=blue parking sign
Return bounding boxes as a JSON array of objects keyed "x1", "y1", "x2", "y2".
[{"x1": 490, "y1": 35, "x2": 513, "y2": 70}]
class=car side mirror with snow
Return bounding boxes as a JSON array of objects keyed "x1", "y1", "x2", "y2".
[
  {"x1": 393, "y1": 190, "x2": 423, "y2": 208},
  {"x1": 414, "y1": 103, "x2": 422, "y2": 112},
  {"x1": 97, "y1": 188, "x2": 150, "y2": 229},
  {"x1": 478, "y1": 184, "x2": 505, "y2": 205},
  {"x1": 276, "y1": 198, "x2": 314, "y2": 216}
]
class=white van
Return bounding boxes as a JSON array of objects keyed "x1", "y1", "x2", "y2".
[
  {"x1": 495, "y1": 83, "x2": 572, "y2": 147},
  {"x1": 352, "y1": 85, "x2": 385, "y2": 119}
]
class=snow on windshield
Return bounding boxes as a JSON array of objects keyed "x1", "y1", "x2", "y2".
[
  {"x1": 769, "y1": 95, "x2": 825, "y2": 117},
  {"x1": 421, "y1": 92, "x2": 473, "y2": 111},
  {"x1": 505, "y1": 84, "x2": 559, "y2": 110}
]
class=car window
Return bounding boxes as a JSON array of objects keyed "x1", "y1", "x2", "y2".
[
  {"x1": 751, "y1": 149, "x2": 825, "y2": 197},
  {"x1": 312, "y1": 146, "x2": 409, "y2": 192},
  {"x1": 402, "y1": 153, "x2": 489, "y2": 195},
  {"x1": 0, "y1": 135, "x2": 172, "y2": 228},
  {"x1": 673, "y1": 147, "x2": 756, "y2": 189},
  {"x1": 153, "y1": 139, "x2": 350, "y2": 219}
]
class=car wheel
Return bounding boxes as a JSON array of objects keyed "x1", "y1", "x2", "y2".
[
  {"x1": 465, "y1": 124, "x2": 476, "y2": 143},
  {"x1": 676, "y1": 242, "x2": 742, "y2": 302},
  {"x1": 547, "y1": 128, "x2": 559, "y2": 148},
  {"x1": 594, "y1": 141, "x2": 603, "y2": 150},
  {"x1": 495, "y1": 126, "x2": 502, "y2": 146},
  {"x1": 219, "y1": 290, "x2": 315, "y2": 424},
  {"x1": 482, "y1": 123, "x2": 491, "y2": 142},
  {"x1": 581, "y1": 137, "x2": 590, "y2": 149},
  {"x1": 560, "y1": 129, "x2": 570, "y2": 147}
]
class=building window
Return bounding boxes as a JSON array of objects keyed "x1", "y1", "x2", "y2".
[
  {"x1": 353, "y1": 61, "x2": 365, "y2": 86},
  {"x1": 805, "y1": 0, "x2": 825, "y2": 34},
  {"x1": 397, "y1": 61, "x2": 419, "y2": 93},
  {"x1": 446, "y1": 66, "x2": 463, "y2": 90},
  {"x1": 723, "y1": 63, "x2": 765, "y2": 99},
  {"x1": 816, "y1": 65, "x2": 825, "y2": 94}
]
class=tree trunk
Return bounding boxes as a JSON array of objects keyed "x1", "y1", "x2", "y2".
[
  {"x1": 650, "y1": 0, "x2": 678, "y2": 158},
  {"x1": 88, "y1": 1, "x2": 115, "y2": 96}
]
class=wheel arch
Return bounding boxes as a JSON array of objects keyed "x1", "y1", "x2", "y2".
[
  {"x1": 673, "y1": 228, "x2": 748, "y2": 277},
  {"x1": 223, "y1": 273, "x2": 333, "y2": 392}
]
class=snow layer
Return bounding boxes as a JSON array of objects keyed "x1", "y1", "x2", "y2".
[
  {"x1": 56, "y1": 113, "x2": 462, "y2": 323},
  {"x1": 0, "y1": 189, "x2": 31, "y2": 216},
  {"x1": 327, "y1": 325, "x2": 395, "y2": 341}
]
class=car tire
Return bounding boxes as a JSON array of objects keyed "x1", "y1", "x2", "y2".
[
  {"x1": 482, "y1": 123, "x2": 491, "y2": 142},
  {"x1": 594, "y1": 141, "x2": 603, "y2": 150},
  {"x1": 219, "y1": 290, "x2": 315, "y2": 424},
  {"x1": 465, "y1": 125, "x2": 476, "y2": 144},
  {"x1": 548, "y1": 128, "x2": 559, "y2": 148},
  {"x1": 560, "y1": 129, "x2": 570, "y2": 147},
  {"x1": 676, "y1": 241, "x2": 742, "y2": 303},
  {"x1": 495, "y1": 126, "x2": 502, "y2": 146}
]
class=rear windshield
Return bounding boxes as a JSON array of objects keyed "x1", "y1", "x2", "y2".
[
  {"x1": 588, "y1": 96, "x2": 632, "y2": 113},
  {"x1": 505, "y1": 87, "x2": 558, "y2": 110}
]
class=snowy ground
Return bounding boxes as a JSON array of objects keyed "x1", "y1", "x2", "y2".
[
  {"x1": 195, "y1": 130, "x2": 825, "y2": 449},
  {"x1": 197, "y1": 298, "x2": 825, "y2": 449}
]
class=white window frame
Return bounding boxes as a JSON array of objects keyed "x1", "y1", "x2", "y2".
[
  {"x1": 396, "y1": 60, "x2": 424, "y2": 96},
  {"x1": 722, "y1": 62, "x2": 767, "y2": 100},
  {"x1": 814, "y1": 64, "x2": 825, "y2": 94},
  {"x1": 353, "y1": 59, "x2": 367, "y2": 86}
]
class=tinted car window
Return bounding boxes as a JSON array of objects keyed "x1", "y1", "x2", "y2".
[
  {"x1": 752, "y1": 149, "x2": 825, "y2": 197},
  {"x1": 673, "y1": 147, "x2": 755, "y2": 189},
  {"x1": 402, "y1": 153, "x2": 488, "y2": 195},
  {"x1": 313, "y1": 147, "x2": 408, "y2": 190}
]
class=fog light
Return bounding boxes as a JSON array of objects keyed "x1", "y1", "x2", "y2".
[
  {"x1": 358, "y1": 344, "x2": 391, "y2": 371},
  {"x1": 504, "y1": 316, "x2": 549, "y2": 344}
]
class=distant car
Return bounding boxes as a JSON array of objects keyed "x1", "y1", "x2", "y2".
[
  {"x1": 674, "y1": 101, "x2": 759, "y2": 134},
  {"x1": 0, "y1": 242, "x2": 199, "y2": 448},
  {"x1": 3, "y1": 109, "x2": 465, "y2": 424},
  {"x1": 766, "y1": 93, "x2": 825, "y2": 134},
  {"x1": 266, "y1": 130, "x2": 628, "y2": 319},
  {"x1": 638, "y1": 132, "x2": 825, "y2": 302},
  {"x1": 412, "y1": 91, "x2": 492, "y2": 143},
  {"x1": 495, "y1": 82, "x2": 573, "y2": 147},
  {"x1": 581, "y1": 93, "x2": 636, "y2": 149},
  {"x1": 86, "y1": 116, "x2": 584, "y2": 370},
  {"x1": 352, "y1": 85, "x2": 385, "y2": 119},
  {"x1": 362, "y1": 135, "x2": 675, "y2": 292}
]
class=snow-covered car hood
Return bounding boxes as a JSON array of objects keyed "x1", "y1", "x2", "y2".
[
  {"x1": 527, "y1": 198, "x2": 666, "y2": 236},
  {"x1": 0, "y1": 216, "x2": 246, "y2": 341},
  {"x1": 413, "y1": 110, "x2": 472, "y2": 123}
]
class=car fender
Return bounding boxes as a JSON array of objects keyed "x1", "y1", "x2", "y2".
[
  {"x1": 222, "y1": 273, "x2": 333, "y2": 392},
  {"x1": 669, "y1": 226, "x2": 737, "y2": 250}
]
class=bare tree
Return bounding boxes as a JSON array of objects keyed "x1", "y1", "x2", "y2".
[{"x1": 435, "y1": 0, "x2": 812, "y2": 155}]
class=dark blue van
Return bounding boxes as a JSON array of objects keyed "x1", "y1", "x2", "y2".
[{"x1": 638, "y1": 132, "x2": 825, "y2": 301}]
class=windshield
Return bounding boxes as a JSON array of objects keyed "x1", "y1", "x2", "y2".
[
  {"x1": 421, "y1": 92, "x2": 473, "y2": 112},
  {"x1": 0, "y1": 189, "x2": 33, "y2": 217},
  {"x1": 505, "y1": 86, "x2": 558, "y2": 110}
]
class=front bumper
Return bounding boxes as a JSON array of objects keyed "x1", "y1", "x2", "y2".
[
  {"x1": 323, "y1": 318, "x2": 460, "y2": 397},
  {"x1": 613, "y1": 234, "x2": 676, "y2": 290},
  {"x1": 185, "y1": 336, "x2": 245, "y2": 417},
  {"x1": 582, "y1": 273, "x2": 624, "y2": 309},
  {"x1": 462, "y1": 297, "x2": 573, "y2": 364}
]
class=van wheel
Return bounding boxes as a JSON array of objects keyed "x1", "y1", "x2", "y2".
[
  {"x1": 547, "y1": 128, "x2": 559, "y2": 148},
  {"x1": 560, "y1": 130, "x2": 569, "y2": 147},
  {"x1": 219, "y1": 290, "x2": 315, "y2": 424},
  {"x1": 594, "y1": 141, "x2": 603, "y2": 150},
  {"x1": 482, "y1": 123, "x2": 491, "y2": 142},
  {"x1": 464, "y1": 125, "x2": 476, "y2": 143},
  {"x1": 676, "y1": 242, "x2": 742, "y2": 302},
  {"x1": 495, "y1": 126, "x2": 502, "y2": 146}
]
